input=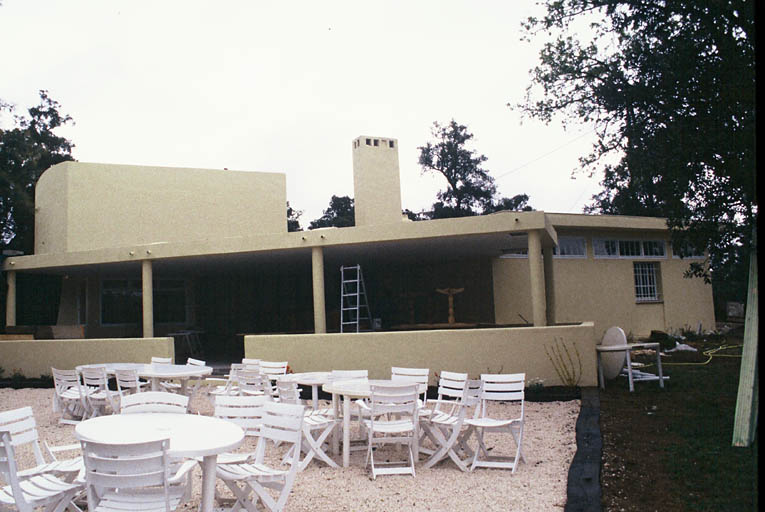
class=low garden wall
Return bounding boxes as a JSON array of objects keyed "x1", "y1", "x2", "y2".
[
  {"x1": 245, "y1": 322, "x2": 597, "y2": 387},
  {"x1": 0, "y1": 337, "x2": 174, "y2": 378}
]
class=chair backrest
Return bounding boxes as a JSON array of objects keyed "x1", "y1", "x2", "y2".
[
  {"x1": 81, "y1": 437, "x2": 172, "y2": 512},
  {"x1": 186, "y1": 357, "x2": 206, "y2": 367},
  {"x1": 369, "y1": 383, "x2": 419, "y2": 423},
  {"x1": 120, "y1": 391, "x2": 189, "y2": 414},
  {"x1": 80, "y1": 366, "x2": 109, "y2": 389},
  {"x1": 237, "y1": 368, "x2": 272, "y2": 398},
  {"x1": 0, "y1": 406, "x2": 45, "y2": 467},
  {"x1": 214, "y1": 394, "x2": 270, "y2": 436},
  {"x1": 436, "y1": 371, "x2": 468, "y2": 400},
  {"x1": 391, "y1": 367, "x2": 429, "y2": 402},
  {"x1": 330, "y1": 369, "x2": 368, "y2": 380},
  {"x1": 241, "y1": 358, "x2": 261, "y2": 371},
  {"x1": 51, "y1": 367, "x2": 80, "y2": 396},
  {"x1": 260, "y1": 360, "x2": 288, "y2": 377},
  {"x1": 115, "y1": 368, "x2": 143, "y2": 395},
  {"x1": 478, "y1": 373, "x2": 525, "y2": 419},
  {"x1": 275, "y1": 379, "x2": 301, "y2": 405},
  {"x1": 151, "y1": 356, "x2": 173, "y2": 364},
  {"x1": 257, "y1": 402, "x2": 304, "y2": 462}
]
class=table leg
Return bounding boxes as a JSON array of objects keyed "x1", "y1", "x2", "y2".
[
  {"x1": 199, "y1": 454, "x2": 217, "y2": 512},
  {"x1": 343, "y1": 394, "x2": 351, "y2": 468},
  {"x1": 311, "y1": 385, "x2": 319, "y2": 411},
  {"x1": 331, "y1": 394, "x2": 339, "y2": 456},
  {"x1": 151, "y1": 377, "x2": 160, "y2": 391},
  {"x1": 656, "y1": 347, "x2": 665, "y2": 389},
  {"x1": 625, "y1": 350, "x2": 634, "y2": 392}
]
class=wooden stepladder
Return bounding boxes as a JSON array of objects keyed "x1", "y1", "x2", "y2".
[{"x1": 340, "y1": 264, "x2": 372, "y2": 333}]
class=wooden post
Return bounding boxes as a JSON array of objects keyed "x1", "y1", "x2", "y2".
[{"x1": 732, "y1": 239, "x2": 758, "y2": 447}]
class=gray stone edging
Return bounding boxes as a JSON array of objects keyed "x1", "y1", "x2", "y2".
[{"x1": 564, "y1": 387, "x2": 602, "y2": 512}]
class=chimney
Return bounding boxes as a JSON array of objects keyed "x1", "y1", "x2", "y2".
[{"x1": 352, "y1": 136, "x2": 403, "y2": 226}]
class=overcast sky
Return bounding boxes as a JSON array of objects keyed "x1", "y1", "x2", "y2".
[{"x1": 1, "y1": 0, "x2": 604, "y2": 225}]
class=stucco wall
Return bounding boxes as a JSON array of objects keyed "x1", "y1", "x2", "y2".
[
  {"x1": 492, "y1": 229, "x2": 715, "y2": 339},
  {"x1": 34, "y1": 162, "x2": 286, "y2": 254},
  {"x1": 244, "y1": 323, "x2": 597, "y2": 387},
  {"x1": 0, "y1": 337, "x2": 174, "y2": 378}
]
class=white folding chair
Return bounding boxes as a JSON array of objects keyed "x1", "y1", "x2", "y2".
[
  {"x1": 464, "y1": 373, "x2": 527, "y2": 473},
  {"x1": 151, "y1": 356, "x2": 173, "y2": 364},
  {"x1": 160, "y1": 357, "x2": 206, "y2": 399},
  {"x1": 1, "y1": 429, "x2": 83, "y2": 512},
  {"x1": 363, "y1": 382, "x2": 419, "y2": 479},
  {"x1": 80, "y1": 437, "x2": 196, "y2": 512},
  {"x1": 277, "y1": 379, "x2": 338, "y2": 470},
  {"x1": 241, "y1": 358, "x2": 261, "y2": 371},
  {"x1": 421, "y1": 379, "x2": 482, "y2": 471},
  {"x1": 208, "y1": 362, "x2": 244, "y2": 400},
  {"x1": 215, "y1": 402, "x2": 305, "y2": 512},
  {"x1": 237, "y1": 368, "x2": 273, "y2": 399},
  {"x1": 79, "y1": 366, "x2": 119, "y2": 418},
  {"x1": 391, "y1": 366, "x2": 430, "y2": 407},
  {"x1": 120, "y1": 391, "x2": 190, "y2": 414},
  {"x1": 0, "y1": 406, "x2": 83, "y2": 481},
  {"x1": 51, "y1": 367, "x2": 88, "y2": 424},
  {"x1": 260, "y1": 360, "x2": 288, "y2": 398},
  {"x1": 115, "y1": 368, "x2": 148, "y2": 402},
  {"x1": 214, "y1": 394, "x2": 270, "y2": 466},
  {"x1": 417, "y1": 370, "x2": 468, "y2": 454}
]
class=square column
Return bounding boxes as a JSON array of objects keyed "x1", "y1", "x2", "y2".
[
  {"x1": 312, "y1": 247, "x2": 327, "y2": 334},
  {"x1": 527, "y1": 230, "x2": 547, "y2": 326},
  {"x1": 142, "y1": 260, "x2": 154, "y2": 337}
]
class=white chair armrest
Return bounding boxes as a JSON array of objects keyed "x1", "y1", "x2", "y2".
[
  {"x1": 44, "y1": 441, "x2": 81, "y2": 460},
  {"x1": 167, "y1": 459, "x2": 198, "y2": 485}
]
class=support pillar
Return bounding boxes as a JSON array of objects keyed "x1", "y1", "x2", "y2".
[
  {"x1": 527, "y1": 230, "x2": 547, "y2": 326},
  {"x1": 311, "y1": 247, "x2": 327, "y2": 334},
  {"x1": 5, "y1": 270, "x2": 16, "y2": 327},
  {"x1": 141, "y1": 260, "x2": 154, "y2": 338},
  {"x1": 543, "y1": 246, "x2": 556, "y2": 325}
]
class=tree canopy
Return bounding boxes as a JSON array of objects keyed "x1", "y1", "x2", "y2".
[
  {"x1": 287, "y1": 201, "x2": 303, "y2": 232},
  {"x1": 418, "y1": 120, "x2": 533, "y2": 219},
  {"x1": 520, "y1": 0, "x2": 756, "y2": 299},
  {"x1": 308, "y1": 195, "x2": 355, "y2": 229},
  {"x1": 1, "y1": 91, "x2": 75, "y2": 254}
]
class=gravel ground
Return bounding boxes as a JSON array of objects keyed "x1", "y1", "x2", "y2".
[{"x1": 1, "y1": 388, "x2": 579, "y2": 511}]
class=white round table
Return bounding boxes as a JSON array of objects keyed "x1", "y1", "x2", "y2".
[
  {"x1": 78, "y1": 363, "x2": 213, "y2": 392},
  {"x1": 322, "y1": 379, "x2": 427, "y2": 467},
  {"x1": 278, "y1": 372, "x2": 332, "y2": 410},
  {"x1": 76, "y1": 413, "x2": 243, "y2": 512}
]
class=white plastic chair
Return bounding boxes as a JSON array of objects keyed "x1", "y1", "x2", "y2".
[
  {"x1": 215, "y1": 401, "x2": 305, "y2": 512},
  {"x1": 0, "y1": 406, "x2": 83, "y2": 481},
  {"x1": 1, "y1": 429, "x2": 83, "y2": 512},
  {"x1": 79, "y1": 366, "x2": 119, "y2": 418},
  {"x1": 120, "y1": 391, "x2": 190, "y2": 414},
  {"x1": 51, "y1": 367, "x2": 88, "y2": 424},
  {"x1": 276, "y1": 379, "x2": 338, "y2": 470},
  {"x1": 213, "y1": 394, "x2": 270, "y2": 466},
  {"x1": 80, "y1": 437, "x2": 196, "y2": 512},
  {"x1": 362, "y1": 382, "x2": 419, "y2": 479},
  {"x1": 260, "y1": 360, "x2": 288, "y2": 398},
  {"x1": 115, "y1": 368, "x2": 148, "y2": 401},
  {"x1": 421, "y1": 379, "x2": 483, "y2": 471},
  {"x1": 417, "y1": 370, "x2": 468, "y2": 454},
  {"x1": 160, "y1": 357, "x2": 206, "y2": 398},
  {"x1": 237, "y1": 368, "x2": 273, "y2": 399},
  {"x1": 151, "y1": 356, "x2": 173, "y2": 364},
  {"x1": 391, "y1": 366, "x2": 430, "y2": 407},
  {"x1": 464, "y1": 373, "x2": 527, "y2": 473}
]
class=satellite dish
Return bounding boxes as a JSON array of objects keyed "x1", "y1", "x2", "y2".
[{"x1": 599, "y1": 326, "x2": 628, "y2": 380}]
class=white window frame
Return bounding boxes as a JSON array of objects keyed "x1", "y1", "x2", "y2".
[
  {"x1": 593, "y1": 238, "x2": 666, "y2": 259},
  {"x1": 633, "y1": 262, "x2": 662, "y2": 303},
  {"x1": 553, "y1": 236, "x2": 586, "y2": 258}
]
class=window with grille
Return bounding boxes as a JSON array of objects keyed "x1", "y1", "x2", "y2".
[
  {"x1": 634, "y1": 262, "x2": 661, "y2": 302},
  {"x1": 553, "y1": 236, "x2": 586, "y2": 258}
]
